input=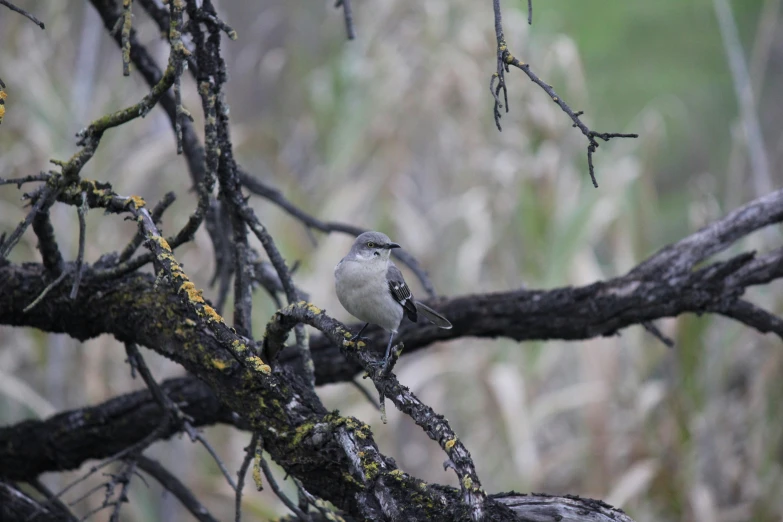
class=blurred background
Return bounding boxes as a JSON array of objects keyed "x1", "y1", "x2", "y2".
[{"x1": 1, "y1": 0, "x2": 783, "y2": 520}]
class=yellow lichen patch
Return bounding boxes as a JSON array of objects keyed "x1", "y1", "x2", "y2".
[
  {"x1": 445, "y1": 438, "x2": 457, "y2": 451},
  {"x1": 246, "y1": 355, "x2": 271, "y2": 375},
  {"x1": 179, "y1": 281, "x2": 205, "y2": 304},
  {"x1": 151, "y1": 235, "x2": 172, "y2": 252},
  {"x1": 202, "y1": 305, "x2": 223, "y2": 323},
  {"x1": 356, "y1": 341, "x2": 366, "y2": 349},
  {"x1": 211, "y1": 358, "x2": 230, "y2": 371},
  {"x1": 0, "y1": 91, "x2": 6, "y2": 100},
  {"x1": 0, "y1": 105, "x2": 4, "y2": 123},
  {"x1": 252, "y1": 460, "x2": 263, "y2": 490},
  {"x1": 388, "y1": 469, "x2": 404, "y2": 478},
  {"x1": 126, "y1": 195, "x2": 146, "y2": 209},
  {"x1": 305, "y1": 302, "x2": 322, "y2": 315},
  {"x1": 462, "y1": 476, "x2": 473, "y2": 490},
  {"x1": 231, "y1": 339, "x2": 248, "y2": 353}
]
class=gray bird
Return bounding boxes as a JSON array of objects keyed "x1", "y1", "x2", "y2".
[{"x1": 334, "y1": 231, "x2": 452, "y2": 365}]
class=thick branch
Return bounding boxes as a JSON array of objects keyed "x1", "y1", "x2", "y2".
[
  {"x1": 2, "y1": 191, "x2": 782, "y2": 387},
  {"x1": 0, "y1": 377, "x2": 237, "y2": 480}
]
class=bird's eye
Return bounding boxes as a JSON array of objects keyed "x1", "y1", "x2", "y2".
[{"x1": 366, "y1": 242, "x2": 375, "y2": 248}]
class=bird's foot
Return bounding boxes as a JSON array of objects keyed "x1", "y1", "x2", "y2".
[{"x1": 379, "y1": 343, "x2": 403, "y2": 378}]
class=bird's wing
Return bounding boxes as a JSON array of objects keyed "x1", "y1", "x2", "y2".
[{"x1": 387, "y1": 263, "x2": 418, "y2": 322}]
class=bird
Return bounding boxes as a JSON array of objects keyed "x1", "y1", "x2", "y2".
[{"x1": 334, "y1": 231, "x2": 452, "y2": 366}]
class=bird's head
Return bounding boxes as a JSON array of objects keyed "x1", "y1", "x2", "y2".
[{"x1": 348, "y1": 231, "x2": 401, "y2": 261}]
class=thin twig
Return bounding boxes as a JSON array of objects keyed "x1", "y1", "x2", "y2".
[
  {"x1": 168, "y1": 0, "x2": 190, "y2": 154},
  {"x1": 191, "y1": 430, "x2": 238, "y2": 492},
  {"x1": 125, "y1": 343, "x2": 238, "y2": 492},
  {"x1": 0, "y1": 187, "x2": 57, "y2": 260},
  {"x1": 108, "y1": 460, "x2": 137, "y2": 522},
  {"x1": 23, "y1": 269, "x2": 69, "y2": 313},
  {"x1": 69, "y1": 193, "x2": 87, "y2": 299},
  {"x1": 137, "y1": 455, "x2": 219, "y2": 522},
  {"x1": 641, "y1": 321, "x2": 675, "y2": 348},
  {"x1": 193, "y1": 9, "x2": 238, "y2": 40},
  {"x1": 255, "y1": 436, "x2": 310, "y2": 521},
  {"x1": 0, "y1": 76, "x2": 5, "y2": 124},
  {"x1": 243, "y1": 210, "x2": 314, "y2": 385},
  {"x1": 351, "y1": 380, "x2": 381, "y2": 411},
  {"x1": 121, "y1": 0, "x2": 133, "y2": 76},
  {"x1": 334, "y1": 0, "x2": 355, "y2": 40},
  {"x1": 29, "y1": 479, "x2": 78, "y2": 522},
  {"x1": 118, "y1": 191, "x2": 176, "y2": 263},
  {"x1": 0, "y1": 0, "x2": 45, "y2": 29},
  {"x1": 292, "y1": 477, "x2": 345, "y2": 521},
  {"x1": 0, "y1": 174, "x2": 51, "y2": 187},
  {"x1": 234, "y1": 432, "x2": 257, "y2": 522},
  {"x1": 490, "y1": 0, "x2": 637, "y2": 187}
]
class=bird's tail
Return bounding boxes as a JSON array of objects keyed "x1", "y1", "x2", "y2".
[{"x1": 414, "y1": 301, "x2": 452, "y2": 329}]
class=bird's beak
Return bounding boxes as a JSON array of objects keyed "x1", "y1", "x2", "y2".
[{"x1": 385, "y1": 242, "x2": 401, "y2": 250}]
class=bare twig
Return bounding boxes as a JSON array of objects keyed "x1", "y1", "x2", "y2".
[
  {"x1": 0, "y1": 0, "x2": 45, "y2": 29},
  {"x1": 351, "y1": 380, "x2": 381, "y2": 411},
  {"x1": 242, "y1": 208, "x2": 314, "y2": 385},
  {"x1": 121, "y1": 0, "x2": 133, "y2": 76},
  {"x1": 192, "y1": 9, "x2": 238, "y2": 40},
  {"x1": 642, "y1": 321, "x2": 675, "y2": 348},
  {"x1": 254, "y1": 436, "x2": 310, "y2": 521},
  {"x1": 125, "y1": 343, "x2": 238, "y2": 492},
  {"x1": 69, "y1": 193, "x2": 87, "y2": 299},
  {"x1": 29, "y1": 479, "x2": 78, "y2": 522},
  {"x1": 490, "y1": 0, "x2": 637, "y2": 187},
  {"x1": 0, "y1": 187, "x2": 58, "y2": 260},
  {"x1": 167, "y1": 0, "x2": 191, "y2": 154},
  {"x1": 23, "y1": 269, "x2": 69, "y2": 313},
  {"x1": 118, "y1": 191, "x2": 176, "y2": 263},
  {"x1": 0, "y1": 77, "x2": 5, "y2": 124},
  {"x1": 334, "y1": 0, "x2": 356, "y2": 40},
  {"x1": 234, "y1": 433, "x2": 257, "y2": 522},
  {"x1": 0, "y1": 174, "x2": 51, "y2": 187},
  {"x1": 137, "y1": 455, "x2": 219, "y2": 522}
]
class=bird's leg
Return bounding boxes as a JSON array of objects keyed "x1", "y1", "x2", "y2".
[
  {"x1": 383, "y1": 331, "x2": 396, "y2": 364},
  {"x1": 356, "y1": 322, "x2": 369, "y2": 339}
]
